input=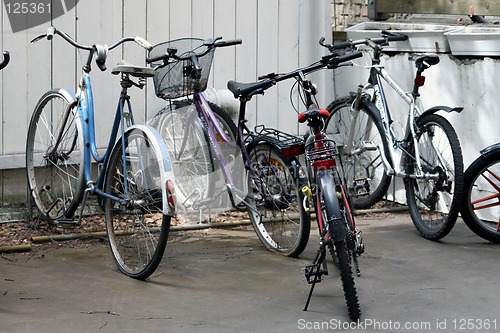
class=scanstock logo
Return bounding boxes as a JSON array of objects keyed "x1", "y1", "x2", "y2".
[{"x1": 3, "y1": 0, "x2": 79, "y2": 33}]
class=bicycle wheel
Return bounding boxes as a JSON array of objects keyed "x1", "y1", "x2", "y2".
[
  {"x1": 405, "y1": 113, "x2": 464, "y2": 240},
  {"x1": 461, "y1": 148, "x2": 500, "y2": 243},
  {"x1": 157, "y1": 105, "x2": 214, "y2": 211},
  {"x1": 325, "y1": 95, "x2": 391, "y2": 209},
  {"x1": 104, "y1": 127, "x2": 170, "y2": 280},
  {"x1": 247, "y1": 144, "x2": 310, "y2": 257},
  {"x1": 318, "y1": 170, "x2": 361, "y2": 320},
  {"x1": 26, "y1": 89, "x2": 84, "y2": 224}
]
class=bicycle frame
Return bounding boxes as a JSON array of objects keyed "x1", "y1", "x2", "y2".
[
  {"x1": 77, "y1": 73, "x2": 134, "y2": 187},
  {"x1": 50, "y1": 65, "x2": 172, "y2": 221},
  {"x1": 348, "y1": 63, "x2": 444, "y2": 181},
  {"x1": 51, "y1": 71, "x2": 133, "y2": 207},
  {"x1": 191, "y1": 90, "x2": 263, "y2": 208}
]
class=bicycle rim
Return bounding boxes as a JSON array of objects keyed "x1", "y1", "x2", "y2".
[
  {"x1": 105, "y1": 128, "x2": 170, "y2": 280},
  {"x1": 405, "y1": 114, "x2": 463, "y2": 240},
  {"x1": 26, "y1": 90, "x2": 84, "y2": 224},
  {"x1": 461, "y1": 151, "x2": 500, "y2": 243},
  {"x1": 247, "y1": 144, "x2": 310, "y2": 257},
  {"x1": 325, "y1": 96, "x2": 390, "y2": 209}
]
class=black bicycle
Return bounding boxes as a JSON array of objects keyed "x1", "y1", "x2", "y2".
[{"x1": 228, "y1": 49, "x2": 364, "y2": 320}]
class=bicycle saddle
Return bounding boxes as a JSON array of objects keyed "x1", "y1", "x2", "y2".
[
  {"x1": 111, "y1": 60, "x2": 155, "y2": 77},
  {"x1": 298, "y1": 108, "x2": 330, "y2": 123},
  {"x1": 227, "y1": 80, "x2": 274, "y2": 99},
  {"x1": 412, "y1": 54, "x2": 440, "y2": 70}
]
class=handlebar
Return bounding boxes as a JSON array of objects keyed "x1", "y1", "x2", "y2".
[
  {"x1": 258, "y1": 50, "x2": 363, "y2": 83},
  {"x1": 0, "y1": 51, "x2": 10, "y2": 70},
  {"x1": 145, "y1": 37, "x2": 242, "y2": 64},
  {"x1": 319, "y1": 30, "x2": 408, "y2": 53},
  {"x1": 230, "y1": 50, "x2": 363, "y2": 100},
  {"x1": 31, "y1": 26, "x2": 153, "y2": 71}
]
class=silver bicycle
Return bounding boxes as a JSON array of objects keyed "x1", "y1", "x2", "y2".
[{"x1": 323, "y1": 31, "x2": 464, "y2": 240}]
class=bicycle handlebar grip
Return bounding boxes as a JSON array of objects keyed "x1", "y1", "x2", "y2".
[
  {"x1": 214, "y1": 39, "x2": 242, "y2": 47},
  {"x1": 328, "y1": 41, "x2": 353, "y2": 52},
  {"x1": 0, "y1": 51, "x2": 10, "y2": 70},
  {"x1": 258, "y1": 72, "x2": 276, "y2": 80},
  {"x1": 146, "y1": 54, "x2": 165, "y2": 64},
  {"x1": 330, "y1": 51, "x2": 363, "y2": 66},
  {"x1": 135, "y1": 36, "x2": 153, "y2": 50},
  {"x1": 95, "y1": 44, "x2": 108, "y2": 71},
  {"x1": 46, "y1": 26, "x2": 56, "y2": 40}
]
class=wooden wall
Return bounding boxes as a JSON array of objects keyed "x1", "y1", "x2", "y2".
[{"x1": 0, "y1": 0, "x2": 332, "y2": 203}]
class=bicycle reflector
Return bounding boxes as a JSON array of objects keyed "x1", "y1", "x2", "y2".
[
  {"x1": 415, "y1": 75, "x2": 426, "y2": 87},
  {"x1": 166, "y1": 180, "x2": 176, "y2": 212},
  {"x1": 282, "y1": 144, "x2": 305, "y2": 157}
]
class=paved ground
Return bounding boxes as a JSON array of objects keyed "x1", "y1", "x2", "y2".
[{"x1": 1, "y1": 212, "x2": 499, "y2": 333}]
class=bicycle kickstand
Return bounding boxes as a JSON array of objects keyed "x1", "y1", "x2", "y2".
[{"x1": 303, "y1": 243, "x2": 328, "y2": 311}]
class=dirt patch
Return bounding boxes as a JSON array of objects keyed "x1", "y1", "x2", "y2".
[
  {"x1": 0, "y1": 207, "x2": 253, "y2": 255},
  {"x1": 0, "y1": 200, "x2": 405, "y2": 255}
]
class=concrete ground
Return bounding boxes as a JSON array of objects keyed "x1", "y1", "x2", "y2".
[{"x1": 1, "y1": 212, "x2": 499, "y2": 333}]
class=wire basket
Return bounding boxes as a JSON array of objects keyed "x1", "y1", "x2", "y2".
[{"x1": 149, "y1": 38, "x2": 215, "y2": 99}]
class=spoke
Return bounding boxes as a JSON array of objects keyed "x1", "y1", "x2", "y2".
[{"x1": 481, "y1": 168, "x2": 500, "y2": 193}]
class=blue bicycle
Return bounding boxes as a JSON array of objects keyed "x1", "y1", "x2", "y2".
[{"x1": 26, "y1": 27, "x2": 175, "y2": 280}]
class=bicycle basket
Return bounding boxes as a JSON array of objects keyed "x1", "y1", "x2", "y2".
[
  {"x1": 305, "y1": 139, "x2": 338, "y2": 164},
  {"x1": 149, "y1": 38, "x2": 215, "y2": 99}
]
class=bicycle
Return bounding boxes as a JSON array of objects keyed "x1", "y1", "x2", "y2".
[
  {"x1": 0, "y1": 51, "x2": 10, "y2": 70},
  {"x1": 146, "y1": 37, "x2": 310, "y2": 257},
  {"x1": 323, "y1": 31, "x2": 464, "y2": 240},
  {"x1": 26, "y1": 27, "x2": 175, "y2": 280},
  {"x1": 461, "y1": 144, "x2": 500, "y2": 243},
  {"x1": 228, "y1": 49, "x2": 364, "y2": 319}
]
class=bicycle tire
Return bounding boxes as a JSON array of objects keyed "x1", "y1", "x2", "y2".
[
  {"x1": 157, "y1": 104, "x2": 215, "y2": 211},
  {"x1": 104, "y1": 127, "x2": 170, "y2": 280},
  {"x1": 405, "y1": 113, "x2": 464, "y2": 240},
  {"x1": 325, "y1": 95, "x2": 391, "y2": 209},
  {"x1": 318, "y1": 170, "x2": 361, "y2": 320},
  {"x1": 461, "y1": 148, "x2": 500, "y2": 243},
  {"x1": 247, "y1": 144, "x2": 310, "y2": 257},
  {"x1": 26, "y1": 89, "x2": 85, "y2": 224},
  {"x1": 202, "y1": 101, "x2": 238, "y2": 142}
]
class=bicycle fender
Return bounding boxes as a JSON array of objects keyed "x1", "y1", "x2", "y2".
[
  {"x1": 419, "y1": 105, "x2": 463, "y2": 120},
  {"x1": 318, "y1": 171, "x2": 346, "y2": 242},
  {"x1": 125, "y1": 125, "x2": 175, "y2": 217},
  {"x1": 54, "y1": 87, "x2": 76, "y2": 102},
  {"x1": 359, "y1": 96, "x2": 384, "y2": 124},
  {"x1": 245, "y1": 138, "x2": 287, "y2": 158},
  {"x1": 479, "y1": 143, "x2": 500, "y2": 157}
]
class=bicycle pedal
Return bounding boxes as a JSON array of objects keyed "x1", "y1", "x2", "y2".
[
  {"x1": 303, "y1": 265, "x2": 327, "y2": 283},
  {"x1": 56, "y1": 219, "x2": 81, "y2": 227},
  {"x1": 361, "y1": 141, "x2": 377, "y2": 151}
]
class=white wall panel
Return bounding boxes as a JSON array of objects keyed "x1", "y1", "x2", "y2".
[{"x1": 0, "y1": 0, "x2": 332, "y2": 202}]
